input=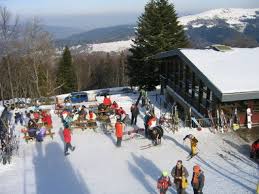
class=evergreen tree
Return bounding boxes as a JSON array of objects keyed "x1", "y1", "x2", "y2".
[
  {"x1": 127, "y1": 0, "x2": 188, "y2": 90},
  {"x1": 57, "y1": 46, "x2": 77, "y2": 94}
]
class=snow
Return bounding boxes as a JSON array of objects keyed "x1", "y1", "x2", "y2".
[
  {"x1": 181, "y1": 47, "x2": 259, "y2": 94},
  {"x1": 180, "y1": 8, "x2": 259, "y2": 31},
  {"x1": 0, "y1": 92, "x2": 258, "y2": 194},
  {"x1": 90, "y1": 40, "x2": 133, "y2": 53},
  {"x1": 180, "y1": 8, "x2": 259, "y2": 26}
]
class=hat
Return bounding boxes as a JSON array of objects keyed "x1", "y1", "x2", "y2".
[
  {"x1": 162, "y1": 171, "x2": 168, "y2": 177},
  {"x1": 193, "y1": 165, "x2": 201, "y2": 173}
]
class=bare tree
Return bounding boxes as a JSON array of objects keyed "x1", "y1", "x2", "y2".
[{"x1": 0, "y1": 6, "x2": 19, "y2": 101}]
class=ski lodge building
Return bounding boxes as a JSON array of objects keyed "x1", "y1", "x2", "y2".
[{"x1": 153, "y1": 46, "x2": 259, "y2": 126}]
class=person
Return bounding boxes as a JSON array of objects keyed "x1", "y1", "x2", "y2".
[
  {"x1": 8, "y1": 106, "x2": 16, "y2": 136},
  {"x1": 103, "y1": 94, "x2": 112, "y2": 107},
  {"x1": 115, "y1": 118, "x2": 124, "y2": 147},
  {"x1": 191, "y1": 165, "x2": 205, "y2": 194},
  {"x1": 63, "y1": 127, "x2": 75, "y2": 156},
  {"x1": 111, "y1": 101, "x2": 119, "y2": 110},
  {"x1": 147, "y1": 114, "x2": 157, "y2": 129},
  {"x1": 86, "y1": 110, "x2": 97, "y2": 121},
  {"x1": 130, "y1": 103, "x2": 139, "y2": 125},
  {"x1": 72, "y1": 106, "x2": 79, "y2": 114},
  {"x1": 116, "y1": 107, "x2": 127, "y2": 122},
  {"x1": 171, "y1": 160, "x2": 189, "y2": 194},
  {"x1": 36, "y1": 127, "x2": 47, "y2": 142},
  {"x1": 157, "y1": 171, "x2": 172, "y2": 194},
  {"x1": 27, "y1": 119, "x2": 38, "y2": 138},
  {"x1": 150, "y1": 126, "x2": 164, "y2": 145},
  {"x1": 42, "y1": 111, "x2": 53, "y2": 130},
  {"x1": 62, "y1": 111, "x2": 73, "y2": 128},
  {"x1": 140, "y1": 89, "x2": 147, "y2": 107},
  {"x1": 146, "y1": 100, "x2": 155, "y2": 115},
  {"x1": 183, "y1": 134, "x2": 199, "y2": 157},
  {"x1": 144, "y1": 112, "x2": 151, "y2": 138},
  {"x1": 86, "y1": 110, "x2": 97, "y2": 128}
]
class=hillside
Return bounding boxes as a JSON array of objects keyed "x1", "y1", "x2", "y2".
[{"x1": 55, "y1": 24, "x2": 135, "y2": 47}]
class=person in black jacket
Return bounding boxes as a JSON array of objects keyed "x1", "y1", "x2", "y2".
[
  {"x1": 171, "y1": 160, "x2": 189, "y2": 194},
  {"x1": 191, "y1": 165, "x2": 205, "y2": 194},
  {"x1": 130, "y1": 103, "x2": 139, "y2": 125}
]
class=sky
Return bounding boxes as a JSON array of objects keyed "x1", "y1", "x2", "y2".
[{"x1": 1, "y1": 0, "x2": 259, "y2": 29}]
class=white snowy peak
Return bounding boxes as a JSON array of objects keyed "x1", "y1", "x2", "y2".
[{"x1": 179, "y1": 8, "x2": 259, "y2": 30}]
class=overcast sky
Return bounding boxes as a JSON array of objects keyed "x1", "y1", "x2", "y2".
[{"x1": 1, "y1": 0, "x2": 259, "y2": 29}]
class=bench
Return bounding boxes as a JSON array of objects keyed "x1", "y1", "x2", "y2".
[
  {"x1": 21, "y1": 128, "x2": 55, "y2": 143},
  {"x1": 71, "y1": 120, "x2": 98, "y2": 131}
]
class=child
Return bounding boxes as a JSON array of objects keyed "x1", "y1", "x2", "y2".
[
  {"x1": 157, "y1": 171, "x2": 172, "y2": 194},
  {"x1": 63, "y1": 127, "x2": 75, "y2": 156}
]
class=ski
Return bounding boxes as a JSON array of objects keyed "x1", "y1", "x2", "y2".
[
  {"x1": 186, "y1": 152, "x2": 198, "y2": 161},
  {"x1": 140, "y1": 143, "x2": 153, "y2": 150}
]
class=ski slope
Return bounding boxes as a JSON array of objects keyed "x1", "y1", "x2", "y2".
[{"x1": 0, "y1": 92, "x2": 258, "y2": 194}]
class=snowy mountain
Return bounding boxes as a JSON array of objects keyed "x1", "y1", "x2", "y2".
[
  {"x1": 55, "y1": 8, "x2": 259, "y2": 52},
  {"x1": 180, "y1": 8, "x2": 259, "y2": 32},
  {"x1": 180, "y1": 8, "x2": 259, "y2": 47}
]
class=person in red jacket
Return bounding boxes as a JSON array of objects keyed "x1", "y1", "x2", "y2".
[
  {"x1": 63, "y1": 127, "x2": 75, "y2": 156},
  {"x1": 103, "y1": 94, "x2": 112, "y2": 107},
  {"x1": 115, "y1": 119, "x2": 125, "y2": 147},
  {"x1": 42, "y1": 112, "x2": 53, "y2": 130},
  {"x1": 157, "y1": 171, "x2": 172, "y2": 194},
  {"x1": 111, "y1": 101, "x2": 119, "y2": 110}
]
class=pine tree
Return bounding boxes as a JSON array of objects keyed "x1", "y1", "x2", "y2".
[
  {"x1": 57, "y1": 46, "x2": 77, "y2": 94},
  {"x1": 127, "y1": 0, "x2": 188, "y2": 90}
]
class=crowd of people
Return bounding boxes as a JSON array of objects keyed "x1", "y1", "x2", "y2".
[{"x1": 0, "y1": 90, "x2": 207, "y2": 193}]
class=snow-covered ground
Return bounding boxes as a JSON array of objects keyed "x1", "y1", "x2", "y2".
[
  {"x1": 0, "y1": 92, "x2": 258, "y2": 194},
  {"x1": 90, "y1": 40, "x2": 133, "y2": 53}
]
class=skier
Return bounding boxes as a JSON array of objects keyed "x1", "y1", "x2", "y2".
[
  {"x1": 130, "y1": 103, "x2": 139, "y2": 125},
  {"x1": 183, "y1": 134, "x2": 198, "y2": 157},
  {"x1": 115, "y1": 118, "x2": 125, "y2": 147},
  {"x1": 191, "y1": 165, "x2": 205, "y2": 194},
  {"x1": 171, "y1": 160, "x2": 189, "y2": 194},
  {"x1": 157, "y1": 171, "x2": 172, "y2": 194},
  {"x1": 150, "y1": 126, "x2": 164, "y2": 145},
  {"x1": 63, "y1": 126, "x2": 75, "y2": 156}
]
